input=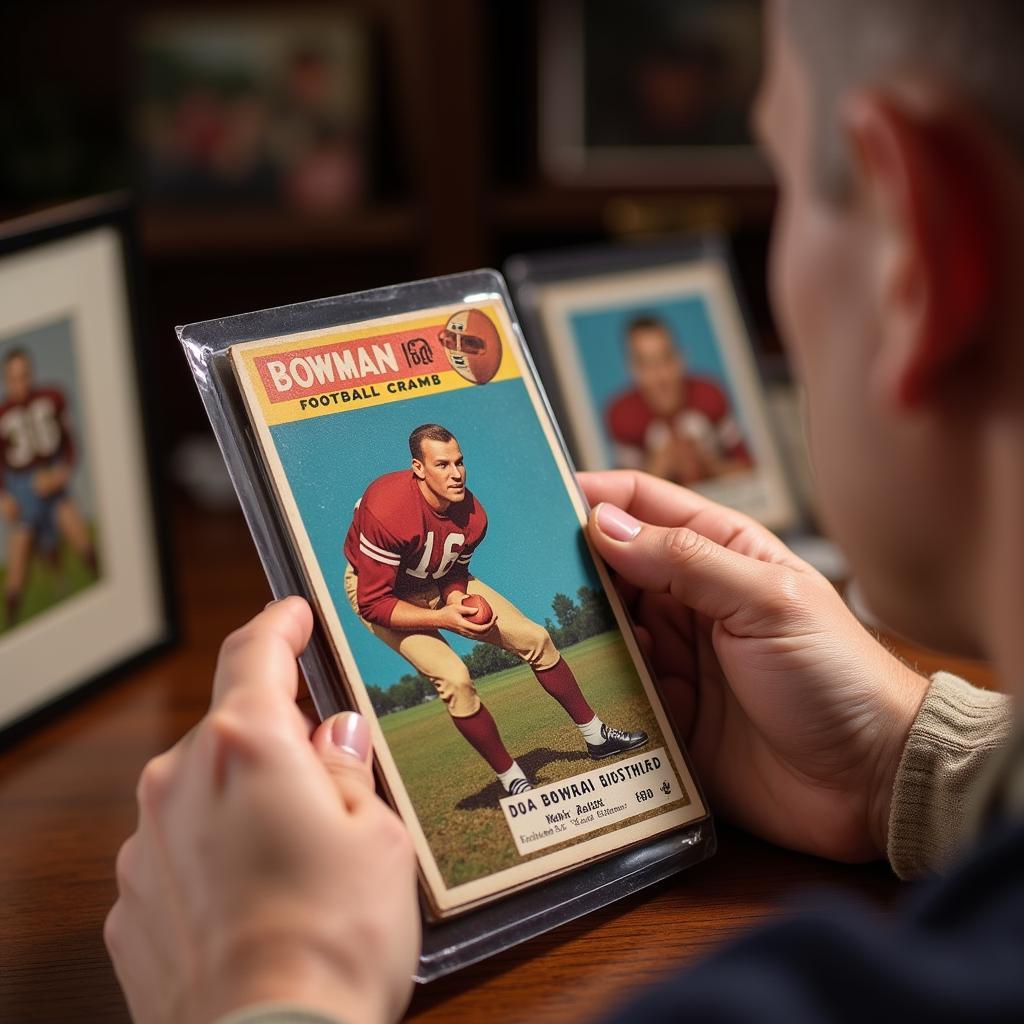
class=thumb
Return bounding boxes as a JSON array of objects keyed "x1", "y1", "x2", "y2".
[
  {"x1": 311, "y1": 711, "x2": 376, "y2": 810},
  {"x1": 588, "y1": 502, "x2": 792, "y2": 631}
]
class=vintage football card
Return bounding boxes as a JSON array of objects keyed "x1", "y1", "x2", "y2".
[{"x1": 228, "y1": 292, "x2": 707, "y2": 917}]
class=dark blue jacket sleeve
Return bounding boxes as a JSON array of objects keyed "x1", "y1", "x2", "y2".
[{"x1": 605, "y1": 819, "x2": 1024, "y2": 1023}]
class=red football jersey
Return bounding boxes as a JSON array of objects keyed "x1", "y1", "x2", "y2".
[
  {"x1": 344, "y1": 470, "x2": 488, "y2": 626},
  {"x1": 0, "y1": 387, "x2": 75, "y2": 487},
  {"x1": 606, "y1": 375, "x2": 751, "y2": 472}
]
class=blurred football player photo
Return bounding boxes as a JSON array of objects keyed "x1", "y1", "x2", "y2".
[
  {"x1": 522, "y1": 252, "x2": 799, "y2": 530},
  {"x1": 0, "y1": 344, "x2": 100, "y2": 630},
  {"x1": 606, "y1": 314, "x2": 753, "y2": 485},
  {"x1": 343, "y1": 422, "x2": 648, "y2": 799}
]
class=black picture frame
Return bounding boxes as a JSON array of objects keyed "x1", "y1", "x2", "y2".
[
  {"x1": 0, "y1": 194, "x2": 177, "y2": 743},
  {"x1": 538, "y1": 0, "x2": 769, "y2": 186}
]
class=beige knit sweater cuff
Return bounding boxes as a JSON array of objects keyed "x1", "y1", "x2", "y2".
[
  {"x1": 215, "y1": 1005, "x2": 345, "y2": 1024},
  {"x1": 887, "y1": 671, "x2": 1013, "y2": 880}
]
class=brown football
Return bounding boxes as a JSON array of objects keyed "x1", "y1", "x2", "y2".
[
  {"x1": 462, "y1": 593, "x2": 493, "y2": 624},
  {"x1": 438, "y1": 308, "x2": 503, "y2": 385}
]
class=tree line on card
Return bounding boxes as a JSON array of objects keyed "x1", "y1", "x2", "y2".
[{"x1": 366, "y1": 586, "x2": 617, "y2": 716}]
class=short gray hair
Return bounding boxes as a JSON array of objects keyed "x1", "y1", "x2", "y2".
[{"x1": 784, "y1": 0, "x2": 1024, "y2": 200}]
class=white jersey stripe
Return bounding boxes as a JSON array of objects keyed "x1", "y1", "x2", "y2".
[
  {"x1": 359, "y1": 532, "x2": 400, "y2": 560},
  {"x1": 359, "y1": 543, "x2": 400, "y2": 567},
  {"x1": 718, "y1": 415, "x2": 744, "y2": 449}
]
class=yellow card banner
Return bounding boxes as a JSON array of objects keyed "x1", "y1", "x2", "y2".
[{"x1": 235, "y1": 304, "x2": 521, "y2": 426}]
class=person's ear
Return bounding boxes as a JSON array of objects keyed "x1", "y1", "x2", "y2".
[
  {"x1": 842, "y1": 91, "x2": 999, "y2": 409},
  {"x1": 411, "y1": 458, "x2": 425, "y2": 480}
]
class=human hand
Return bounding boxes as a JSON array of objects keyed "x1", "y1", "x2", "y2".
[
  {"x1": 667, "y1": 436, "x2": 711, "y2": 484},
  {"x1": 642, "y1": 433, "x2": 707, "y2": 485},
  {"x1": 706, "y1": 455, "x2": 753, "y2": 479},
  {"x1": 105, "y1": 597, "x2": 419, "y2": 1024},
  {"x1": 32, "y1": 463, "x2": 70, "y2": 497},
  {"x1": 0, "y1": 490, "x2": 18, "y2": 523},
  {"x1": 435, "y1": 599, "x2": 496, "y2": 638},
  {"x1": 580, "y1": 471, "x2": 929, "y2": 863}
]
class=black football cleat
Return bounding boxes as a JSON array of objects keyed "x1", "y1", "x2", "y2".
[
  {"x1": 507, "y1": 777, "x2": 533, "y2": 797},
  {"x1": 586, "y1": 724, "x2": 649, "y2": 760}
]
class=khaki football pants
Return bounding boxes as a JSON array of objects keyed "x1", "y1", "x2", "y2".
[{"x1": 343, "y1": 563, "x2": 558, "y2": 717}]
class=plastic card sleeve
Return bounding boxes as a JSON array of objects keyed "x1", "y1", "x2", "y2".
[{"x1": 178, "y1": 269, "x2": 715, "y2": 981}]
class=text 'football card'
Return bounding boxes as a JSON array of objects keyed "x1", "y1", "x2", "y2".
[{"x1": 229, "y1": 290, "x2": 706, "y2": 916}]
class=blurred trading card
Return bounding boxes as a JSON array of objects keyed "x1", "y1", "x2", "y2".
[
  {"x1": 512, "y1": 249, "x2": 799, "y2": 531},
  {"x1": 229, "y1": 296, "x2": 706, "y2": 916}
]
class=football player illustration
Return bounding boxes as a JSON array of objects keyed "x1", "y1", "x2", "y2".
[
  {"x1": 0, "y1": 347, "x2": 99, "y2": 628},
  {"x1": 343, "y1": 422, "x2": 647, "y2": 797},
  {"x1": 605, "y1": 314, "x2": 753, "y2": 485}
]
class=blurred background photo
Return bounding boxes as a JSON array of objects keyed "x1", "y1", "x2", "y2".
[
  {"x1": 0, "y1": 1, "x2": 783, "y2": 504},
  {"x1": 0, "y1": 321, "x2": 100, "y2": 634},
  {"x1": 137, "y1": 13, "x2": 369, "y2": 212},
  {"x1": 541, "y1": 0, "x2": 766, "y2": 184}
]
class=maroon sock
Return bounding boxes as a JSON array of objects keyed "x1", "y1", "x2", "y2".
[
  {"x1": 533, "y1": 658, "x2": 595, "y2": 725},
  {"x1": 451, "y1": 705, "x2": 514, "y2": 774}
]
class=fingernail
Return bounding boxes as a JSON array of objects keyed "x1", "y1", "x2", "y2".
[
  {"x1": 264, "y1": 597, "x2": 280, "y2": 609},
  {"x1": 596, "y1": 503, "x2": 642, "y2": 542},
  {"x1": 330, "y1": 712, "x2": 371, "y2": 761}
]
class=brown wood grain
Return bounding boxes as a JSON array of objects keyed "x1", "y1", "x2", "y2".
[
  {"x1": 0, "y1": 504, "x2": 946, "y2": 1022},
  {"x1": 884, "y1": 639, "x2": 997, "y2": 692}
]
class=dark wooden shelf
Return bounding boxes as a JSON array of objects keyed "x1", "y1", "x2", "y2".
[
  {"x1": 140, "y1": 203, "x2": 419, "y2": 259},
  {"x1": 492, "y1": 186, "x2": 776, "y2": 236}
]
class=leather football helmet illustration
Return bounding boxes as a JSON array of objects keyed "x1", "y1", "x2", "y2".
[{"x1": 438, "y1": 308, "x2": 503, "y2": 384}]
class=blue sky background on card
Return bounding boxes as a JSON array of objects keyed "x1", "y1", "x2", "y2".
[
  {"x1": 270, "y1": 378, "x2": 601, "y2": 690},
  {"x1": 0, "y1": 318, "x2": 94, "y2": 560},
  {"x1": 566, "y1": 293, "x2": 744, "y2": 463}
]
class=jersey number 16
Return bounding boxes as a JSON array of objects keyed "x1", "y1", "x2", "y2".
[{"x1": 404, "y1": 531, "x2": 465, "y2": 581}]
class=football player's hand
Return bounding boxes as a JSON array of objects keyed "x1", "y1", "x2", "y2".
[
  {"x1": 580, "y1": 470, "x2": 929, "y2": 864},
  {"x1": 32, "y1": 463, "x2": 70, "y2": 497},
  {"x1": 667, "y1": 436, "x2": 708, "y2": 484},
  {"x1": 105, "y1": 597, "x2": 419, "y2": 1024},
  {"x1": 0, "y1": 490, "x2": 18, "y2": 523},
  {"x1": 708, "y1": 455, "x2": 752, "y2": 479},
  {"x1": 435, "y1": 601, "x2": 496, "y2": 638}
]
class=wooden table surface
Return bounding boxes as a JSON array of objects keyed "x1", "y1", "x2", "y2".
[{"x1": 0, "y1": 504, "x2": 994, "y2": 1023}]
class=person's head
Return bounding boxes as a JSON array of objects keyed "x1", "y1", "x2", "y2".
[
  {"x1": 625, "y1": 316, "x2": 686, "y2": 415},
  {"x1": 758, "y1": 1, "x2": 1024, "y2": 670},
  {"x1": 2, "y1": 348, "x2": 32, "y2": 404},
  {"x1": 409, "y1": 424, "x2": 466, "y2": 507},
  {"x1": 287, "y1": 45, "x2": 331, "y2": 109}
]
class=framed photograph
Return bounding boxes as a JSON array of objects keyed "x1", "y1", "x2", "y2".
[
  {"x1": 539, "y1": 0, "x2": 768, "y2": 185},
  {"x1": 135, "y1": 12, "x2": 371, "y2": 211},
  {"x1": 225, "y1": 293, "x2": 706, "y2": 918},
  {"x1": 507, "y1": 238, "x2": 799, "y2": 532},
  {"x1": 0, "y1": 197, "x2": 175, "y2": 736}
]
